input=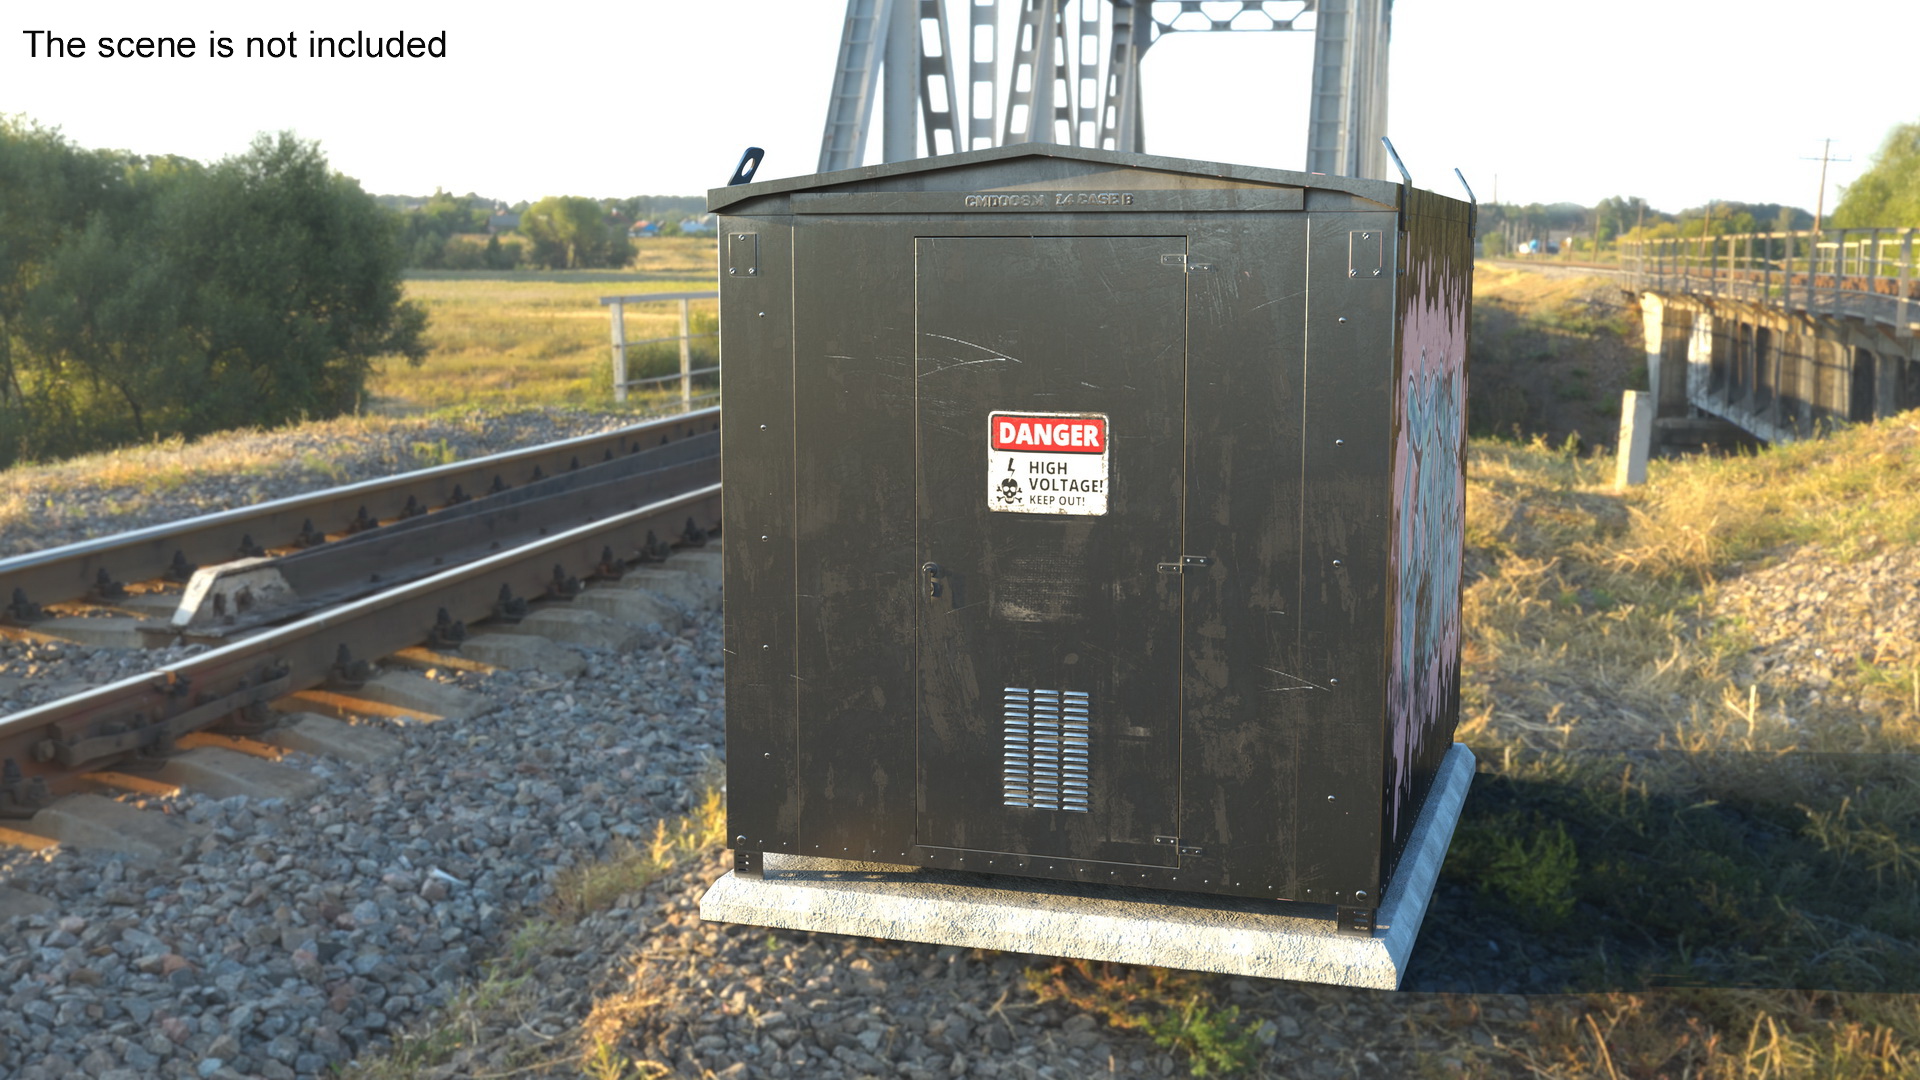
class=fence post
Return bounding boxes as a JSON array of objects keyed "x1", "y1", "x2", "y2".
[
  {"x1": 1614, "y1": 389, "x2": 1654, "y2": 489},
  {"x1": 1902, "y1": 229, "x2": 1914, "y2": 334},
  {"x1": 1783, "y1": 233, "x2": 1793, "y2": 310},
  {"x1": 609, "y1": 301, "x2": 628, "y2": 404},
  {"x1": 678, "y1": 298, "x2": 694, "y2": 411}
]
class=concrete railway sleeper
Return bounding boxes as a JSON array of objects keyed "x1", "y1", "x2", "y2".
[
  {"x1": 0, "y1": 408, "x2": 720, "y2": 622},
  {"x1": 0, "y1": 482, "x2": 721, "y2": 818},
  {"x1": 170, "y1": 431, "x2": 718, "y2": 639}
]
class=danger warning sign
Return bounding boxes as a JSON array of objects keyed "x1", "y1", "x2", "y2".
[{"x1": 988, "y1": 412, "x2": 1109, "y2": 515}]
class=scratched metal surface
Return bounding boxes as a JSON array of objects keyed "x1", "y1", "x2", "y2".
[
  {"x1": 914, "y1": 234, "x2": 1186, "y2": 867},
  {"x1": 716, "y1": 147, "x2": 1471, "y2": 917},
  {"x1": 718, "y1": 213, "x2": 800, "y2": 860}
]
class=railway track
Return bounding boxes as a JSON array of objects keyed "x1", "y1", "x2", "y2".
[{"x1": 0, "y1": 410, "x2": 721, "y2": 827}]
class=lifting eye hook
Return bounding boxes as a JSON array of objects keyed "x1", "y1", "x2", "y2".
[{"x1": 922, "y1": 562, "x2": 942, "y2": 600}]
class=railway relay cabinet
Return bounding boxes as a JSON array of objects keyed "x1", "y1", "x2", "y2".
[{"x1": 712, "y1": 145, "x2": 1472, "y2": 930}]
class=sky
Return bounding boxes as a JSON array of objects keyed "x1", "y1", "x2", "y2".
[{"x1": 4, "y1": 0, "x2": 1914, "y2": 215}]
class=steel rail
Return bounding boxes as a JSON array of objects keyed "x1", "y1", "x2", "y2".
[
  {"x1": 0, "y1": 482, "x2": 721, "y2": 803},
  {"x1": 174, "y1": 434, "x2": 719, "y2": 636},
  {"x1": 1, "y1": 408, "x2": 720, "y2": 618}
]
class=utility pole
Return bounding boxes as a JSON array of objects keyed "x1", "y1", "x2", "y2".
[
  {"x1": 1800, "y1": 138, "x2": 1851, "y2": 233},
  {"x1": 1694, "y1": 201, "x2": 1715, "y2": 280}
]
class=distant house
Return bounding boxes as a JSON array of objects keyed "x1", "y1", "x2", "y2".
[
  {"x1": 629, "y1": 220, "x2": 661, "y2": 239},
  {"x1": 678, "y1": 215, "x2": 715, "y2": 235}
]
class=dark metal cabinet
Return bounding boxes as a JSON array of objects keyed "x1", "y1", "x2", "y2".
[{"x1": 712, "y1": 145, "x2": 1472, "y2": 925}]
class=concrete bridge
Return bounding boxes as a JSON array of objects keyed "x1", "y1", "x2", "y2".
[{"x1": 1620, "y1": 227, "x2": 1919, "y2": 446}]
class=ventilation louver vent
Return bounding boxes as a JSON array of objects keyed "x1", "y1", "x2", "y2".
[{"x1": 1002, "y1": 688, "x2": 1090, "y2": 811}]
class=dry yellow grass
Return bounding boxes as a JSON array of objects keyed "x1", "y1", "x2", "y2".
[
  {"x1": 373, "y1": 238, "x2": 718, "y2": 416},
  {"x1": 1461, "y1": 414, "x2": 1920, "y2": 759}
]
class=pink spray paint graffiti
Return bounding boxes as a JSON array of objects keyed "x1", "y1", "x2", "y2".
[{"x1": 1385, "y1": 247, "x2": 1468, "y2": 850}]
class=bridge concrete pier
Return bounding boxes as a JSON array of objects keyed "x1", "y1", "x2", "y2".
[{"x1": 1639, "y1": 294, "x2": 1692, "y2": 420}]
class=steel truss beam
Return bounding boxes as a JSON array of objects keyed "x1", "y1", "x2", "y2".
[{"x1": 820, "y1": 0, "x2": 1393, "y2": 178}]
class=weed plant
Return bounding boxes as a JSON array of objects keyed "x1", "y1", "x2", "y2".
[{"x1": 1025, "y1": 961, "x2": 1259, "y2": 1075}]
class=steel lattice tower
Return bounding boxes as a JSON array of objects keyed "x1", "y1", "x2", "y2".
[{"x1": 819, "y1": 0, "x2": 1392, "y2": 179}]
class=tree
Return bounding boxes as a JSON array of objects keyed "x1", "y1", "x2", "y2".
[
  {"x1": 0, "y1": 121, "x2": 425, "y2": 465},
  {"x1": 1593, "y1": 196, "x2": 1652, "y2": 244},
  {"x1": 519, "y1": 195, "x2": 633, "y2": 269},
  {"x1": 1832, "y1": 122, "x2": 1920, "y2": 228},
  {"x1": 393, "y1": 189, "x2": 495, "y2": 269}
]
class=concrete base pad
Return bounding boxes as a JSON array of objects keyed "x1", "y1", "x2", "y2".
[
  {"x1": 458, "y1": 632, "x2": 588, "y2": 676},
  {"x1": 498, "y1": 607, "x2": 641, "y2": 652},
  {"x1": 155, "y1": 747, "x2": 325, "y2": 801},
  {"x1": 26, "y1": 794, "x2": 209, "y2": 864},
  {"x1": 262, "y1": 713, "x2": 403, "y2": 764},
  {"x1": 703, "y1": 743, "x2": 1475, "y2": 990},
  {"x1": 575, "y1": 587, "x2": 683, "y2": 631}
]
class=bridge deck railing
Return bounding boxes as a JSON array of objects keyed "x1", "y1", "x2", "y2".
[{"x1": 1621, "y1": 227, "x2": 1917, "y2": 331}]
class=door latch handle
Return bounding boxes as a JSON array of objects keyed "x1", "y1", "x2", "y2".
[{"x1": 922, "y1": 562, "x2": 942, "y2": 599}]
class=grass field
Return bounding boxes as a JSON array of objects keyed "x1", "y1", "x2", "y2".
[
  {"x1": 371, "y1": 238, "x2": 718, "y2": 416},
  {"x1": 1469, "y1": 262, "x2": 1644, "y2": 450}
]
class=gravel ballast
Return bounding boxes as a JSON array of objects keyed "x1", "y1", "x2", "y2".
[{"x1": 1, "y1": 610, "x2": 723, "y2": 1078}]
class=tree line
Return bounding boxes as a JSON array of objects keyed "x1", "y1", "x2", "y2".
[
  {"x1": 0, "y1": 118, "x2": 424, "y2": 468},
  {"x1": 388, "y1": 192, "x2": 710, "y2": 271},
  {"x1": 1481, "y1": 119, "x2": 1920, "y2": 256}
]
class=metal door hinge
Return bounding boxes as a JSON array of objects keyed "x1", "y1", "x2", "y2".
[
  {"x1": 1156, "y1": 555, "x2": 1213, "y2": 574},
  {"x1": 1152, "y1": 835, "x2": 1205, "y2": 856},
  {"x1": 727, "y1": 232, "x2": 758, "y2": 277},
  {"x1": 1348, "y1": 230, "x2": 1384, "y2": 279}
]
